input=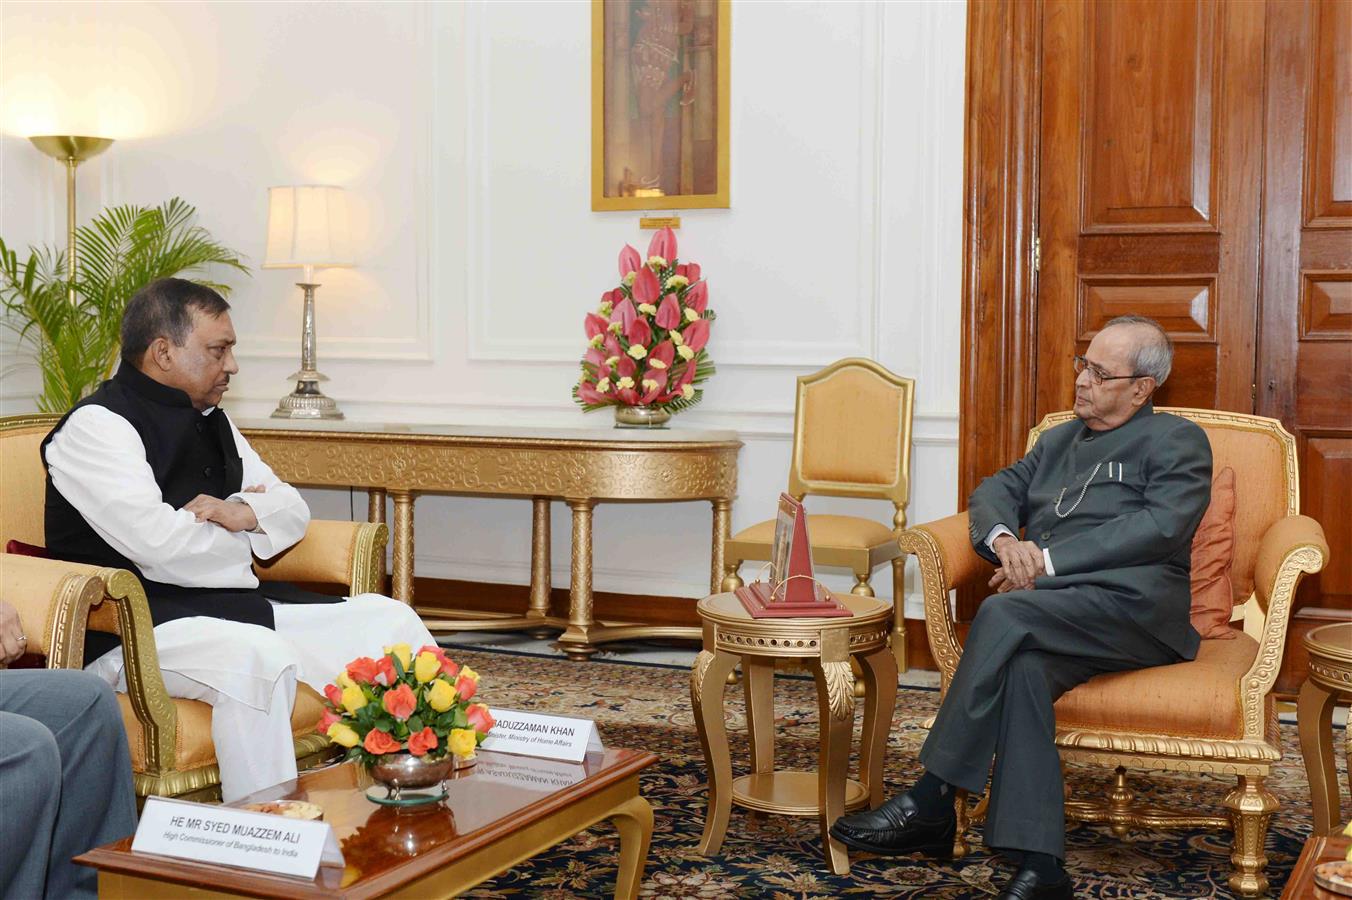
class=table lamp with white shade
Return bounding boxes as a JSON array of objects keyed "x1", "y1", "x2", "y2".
[{"x1": 263, "y1": 185, "x2": 351, "y2": 419}]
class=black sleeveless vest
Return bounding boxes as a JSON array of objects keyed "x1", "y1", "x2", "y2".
[{"x1": 41, "y1": 364, "x2": 333, "y2": 664}]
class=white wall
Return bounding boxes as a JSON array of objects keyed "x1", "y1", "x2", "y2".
[{"x1": 0, "y1": 0, "x2": 966, "y2": 617}]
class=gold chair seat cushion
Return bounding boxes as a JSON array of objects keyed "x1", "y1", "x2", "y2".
[
  {"x1": 1054, "y1": 634, "x2": 1259, "y2": 741},
  {"x1": 730, "y1": 514, "x2": 897, "y2": 553},
  {"x1": 117, "y1": 684, "x2": 328, "y2": 773}
]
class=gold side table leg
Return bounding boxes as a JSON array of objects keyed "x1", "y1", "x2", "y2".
[
  {"x1": 1298, "y1": 678, "x2": 1341, "y2": 835},
  {"x1": 558, "y1": 498, "x2": 597, "y2": 660},
  {"x1": 527, "y1": 497, "x2": 555, "y2": 638},
  {"x1": 693, "y1": 648, "x2": 740, "y2": 855},
  {"x1": 608, "y1": 794, "x2": 655, "y2": 900},
  {"x1": 390, "y1": 490, "x2": 416, "y2": 603},
  {"x1": 857, "y1": 644, "x2": 898, "y2": 808},
  {"x1": 367, "y1": 488, "x2": 387, "y2": 524},
  {"x1": 814, "y1": 657, "x2": 856, "y2": 876},
  {"x1": 743, "y1": 657, "x2": 775, "y2": 774},
  {"x1": 711, "y1": 498, "x2": 732, "y2": 594}
]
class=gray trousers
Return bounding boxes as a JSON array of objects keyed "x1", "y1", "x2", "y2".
[
  {"x1": 919, "y1": 588, "x2": 1179, "y2": 858},
  {"x1": 0, "y1": 669, "x2": 138, "y2": 900}
]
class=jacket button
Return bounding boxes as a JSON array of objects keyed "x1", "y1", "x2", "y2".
[
  {"x1": 1041, "y1": 532, "x2": 1052, "y2": 541},
  {"x1": 195, "y1": 420, "x2": 205, "y2": 433},
  {"x1": 203, "y1": 466, "x2": 213, "y2": 478}
]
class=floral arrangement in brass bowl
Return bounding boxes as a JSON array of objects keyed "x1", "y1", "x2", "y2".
[
  {"x1": 319, "y1": 643, "x2": 494, "y2": 801},
  {"x1": 573, "y1": 227, "x2": 716, "y2": 427}
]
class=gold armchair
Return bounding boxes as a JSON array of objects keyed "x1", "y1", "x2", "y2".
[
  {"x1": 901, "y1": 408, "x2": 1328, "y2": 896},
  {"x1": 721, "y1": 358, "x2": 915, "y2": 672},
  {"x1": 0, "y1": 413, "x2": 389, "y2": 802}
]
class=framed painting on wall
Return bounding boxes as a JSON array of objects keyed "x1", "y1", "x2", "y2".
[{"x1": 591, "y1": 0, "x2": 731, "y2": 211}]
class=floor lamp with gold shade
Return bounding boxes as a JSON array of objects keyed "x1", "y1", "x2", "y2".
[
  {"x1": 264, "y1": 185, "x2": 351, "y2": 420},
  {"x1": 28, "y1": 135, "x2": 114, "y2": 299}
]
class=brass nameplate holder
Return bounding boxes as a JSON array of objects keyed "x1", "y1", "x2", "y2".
[
  {"x1": 639, "y1": 216, "x2": 681, "y2": 230},
  {"x1": 735, "y1": 494, "x2": 851, "y2": 619}
]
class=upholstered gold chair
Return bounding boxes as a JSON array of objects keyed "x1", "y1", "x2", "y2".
[
  {"x1": 0, "y1": 413, "x2": 388, "y2": 803},
  {"x1": 721, "y1": 358, "x2": 915, "y2": 672},
  {"x1": 901, "y1": 408, "x2": 1328, "y2": 897}
]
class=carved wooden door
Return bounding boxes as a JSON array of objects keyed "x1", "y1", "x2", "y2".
[
  {"x1": 1035, "y1": 0, "x2": 1264, "y2": 417},
  {"x1": 1257, "y1": 0, "x2": 1352, "y2": 616}
]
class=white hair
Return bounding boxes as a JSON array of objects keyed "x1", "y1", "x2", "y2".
[{"x1": 1105, "y1": 315, "x2": 1172, "y2": 385}]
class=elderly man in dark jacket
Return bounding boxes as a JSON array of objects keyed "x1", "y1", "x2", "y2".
[{"x1": 832, "y1": 316, "x2": 1212, "y2": 900}]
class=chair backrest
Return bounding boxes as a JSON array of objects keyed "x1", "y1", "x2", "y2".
[
  {"x1": 1, "y1": 414, "x2": 61, "y2": 549},
  {"x1": 788, "y1": 358, "x2": 915, "y2": 524},
  {"x1": 1026, "y1": 407, "x2": 1298, "y2": 604}
]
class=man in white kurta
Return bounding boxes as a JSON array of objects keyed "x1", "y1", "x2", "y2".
[{"x1": 42, "y1": 278, "x2": 435, "y2": 801}]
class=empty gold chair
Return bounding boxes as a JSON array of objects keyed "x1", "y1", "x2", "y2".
[
  {"x1": 721, "y1": 358, "x2": 915, "y2": 672},
  {"x1": 1, "y1": 413, "x2": 388, "y2": 802}
]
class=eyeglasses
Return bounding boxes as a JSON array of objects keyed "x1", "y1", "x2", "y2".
[{"x1": 1072, "y1": 355, "x2": 1144, "y2": 386}]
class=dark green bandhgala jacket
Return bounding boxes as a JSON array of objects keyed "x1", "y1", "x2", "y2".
[{"x1": 966, "y1": 403, "x2": 1213, "y2": 660}]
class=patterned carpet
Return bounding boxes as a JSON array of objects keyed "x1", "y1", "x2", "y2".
[{"x1": 444, "y1": 645, "x2": 1335, "y2": 899}]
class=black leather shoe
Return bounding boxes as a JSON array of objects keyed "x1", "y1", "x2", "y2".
[
  {"x1": 827, "y1": 793, "x2": 954, "y2": 858},
  {"x1": 997, "y1": 866, "x2": 1074, "y2": 899}
]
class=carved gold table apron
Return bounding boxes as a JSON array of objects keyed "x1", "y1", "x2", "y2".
[
  {"x1": 239, "y1": 421, "x2": 740, "y2": 660},
  {"x1": 690, "y1": 591, "x2": 897, "y2": 875},
  {"x1": 1297, "y1": 621, "x2": 1352, "y2": 835}
]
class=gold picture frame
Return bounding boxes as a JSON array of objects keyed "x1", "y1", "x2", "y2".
[{"x1": 591, "y1": 0, "x2": 731, "y2": 211}]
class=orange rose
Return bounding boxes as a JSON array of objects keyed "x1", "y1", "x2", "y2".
[
  {"x1": 375, "y1": 656, "x2": 397, "y2": 686},
  {"x1": 363, "y1": 729, "x2": 402, "y2": 755},
  {"x1": 346, "y1": 657, "x2": 381, "y2": 684},
  {"x1": 383, "y1": 683, "x2": 417, "y2": 720},
  {"x1": 466, "y1": 703, "x2": 494, "y2": 734},
  {"x1": 316, "y1": 709, "x2": 340, "y2": 734},
  {"x1": 455, "y1": 674, "x2": 478, "y2": 701},
  {"x1": 323, "y1": 683, "x2": 343, "y2": 707},
  {"x1": 408, "y1": 727, "x2": 438, "y2": 757}
]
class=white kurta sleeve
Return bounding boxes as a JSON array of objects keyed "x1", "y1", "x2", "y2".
[
  {"x1": 44, "y1": 406, "x2": 260, "y2": 588},
  {"x1": 223, "y1": 417, "x2": 311, "y2": 560}
]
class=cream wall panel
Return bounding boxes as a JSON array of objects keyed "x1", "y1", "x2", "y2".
[{"x1": 0, "y1": 0, "x2": 966, "y2": 618}]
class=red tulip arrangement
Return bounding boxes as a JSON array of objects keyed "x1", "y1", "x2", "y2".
[
  {"x1": 318, "y1": 643, "x2": 494, "y2": 766},
  {"x1": 573, "y1": 227, "x2": 716, "y2": 413}
]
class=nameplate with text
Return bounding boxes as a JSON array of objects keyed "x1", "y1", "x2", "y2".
[
  {"x1": 479, "y1": 708, "x2": 603, "y2": 763},
  {"x1": 132, "y1": 797, "x2": 343, "y2": 879}
]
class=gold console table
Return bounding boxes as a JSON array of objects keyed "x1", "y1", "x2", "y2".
[{"x1": 239, "y1": 420, "x2": 741, "y2": 660}]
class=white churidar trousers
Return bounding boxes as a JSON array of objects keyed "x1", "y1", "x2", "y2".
[{"x1": 86, "y1": 594, "x2": 435, "y2": 802}]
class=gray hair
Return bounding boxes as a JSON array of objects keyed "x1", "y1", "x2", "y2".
[
  {"x1": 1105, "y1": 315, "x2": 1172, "y2": 386},
  {"x1": 121, "y1": 278, "x2": 231, "y2": 365}
]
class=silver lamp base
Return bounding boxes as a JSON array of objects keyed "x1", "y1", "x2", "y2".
[{"x1": 272, "y1": 372, "x2": 344, "y2": 419}]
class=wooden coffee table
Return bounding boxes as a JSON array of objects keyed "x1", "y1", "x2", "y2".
[
  {"x1": 1281, "y1": 835, "x2": 1350, "y2": 898},
  {"x1": 76, "y1": 749, "x2": 657, "y2": 899}
]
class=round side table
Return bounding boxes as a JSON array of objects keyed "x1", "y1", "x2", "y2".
[
  {"x1": 691, "y1": 591, "x2": 897, "y2": 875},
  {"x1": 1298, "y1": 621, "x2": 1352, "y2": 835}
]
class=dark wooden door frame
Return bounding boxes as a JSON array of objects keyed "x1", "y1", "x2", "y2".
[{"x1": 956, "y1": 0, "x2": 1043, "y2": 620}]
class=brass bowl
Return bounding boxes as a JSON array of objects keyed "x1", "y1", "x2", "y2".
[{"x1": 368, "y1": 753, "x2": 455, "y2": 797}]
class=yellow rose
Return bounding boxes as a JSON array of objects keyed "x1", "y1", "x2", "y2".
[
  {"x1": 327, "y1": 722, "x2": 360, "y2": 748},
  {"x1": 448, "y1": 728, "x2": 478, "y2": 758},
  {"x1": 597, "y1": 378, "x2": 612, "y2": 393},
  {"x1": 637, "y1": 303, "x2": 657, "y2": 315},
  {"x1": 383, "y1": 643, "x2": 412, "y2": 671},
  {"x1": 427, "y1": 678, "x2": 456, "y2": 712},
  {"x1": 337, "y1": 671, "x2": 357, "y2": 690},
  {"x1": 665, "y1": 275, "x2": 689, "y2": 290},
  {"x1": 681, "y1": 384, "x2": 695, "y2": 400},
  {"x1": 678, "y1": 345, "x2": 695, "y2": 361},
  {"x1": 684, "y1": 307, "x2": 699, "y2": 323},
  {"x1": 616, "y1": 376, "x2": 635, "y2": 390},
  {"x1": 414, "y1": 651, "x2": 441, "y2": 683},
  {"x1": 626, "y1": 345, "x2": 647, "y2": 359},
  {"x1": 459, "y1": 666, "x2": 480, "y2": 683},
  {"x1": 341, "y1": 684, "x2": 367, "y2": 714},
  {"x1": 649, "y1": 359, "x2": 667, "y2": 370},
  {"x1": 641, "y1": 378, "x2": 658, "y2": 393}
]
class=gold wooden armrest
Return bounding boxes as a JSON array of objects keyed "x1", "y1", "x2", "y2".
[
  {"x1": 0, "y1": 556, "x2": 177, "y2": 778},
  {"x1": 1240, "y1": 514, "x2": 1328, "y2": 708},
  {"x1": 254, "y1": 520, "x2": 388, "y2": 595},
  {"x1": 897, "y1": 512, "x2": 993, "y2": 687}
]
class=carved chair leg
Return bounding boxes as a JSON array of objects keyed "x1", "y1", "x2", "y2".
[
  {"x1": 1224, "y1": 775, "x2": 1278, "y2": 897},
  {"x1": 952, "y1": 788, "x2": 988, "y2": 859},
  {"x1": 1106, "y1": 766, "x2": 1133, "y2": 837},
  {"x1": 850, "y1": 573, "x2": 875, "y2": 597},
  {"x1": 721, "y1": 561, "x2": 744, "y2": 593}
]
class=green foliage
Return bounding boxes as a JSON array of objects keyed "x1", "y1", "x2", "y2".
[{"x1": 0, "y1": 198, "x2": 248, "y2": 412}]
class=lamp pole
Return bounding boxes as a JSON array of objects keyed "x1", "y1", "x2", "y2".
[{"x1": 29, "y1": 136, "x2": 115, "y2": 301}]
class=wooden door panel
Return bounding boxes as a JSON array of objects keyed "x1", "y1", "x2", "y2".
[
  {"x1": 1301, "y1": 273, "x2": 1352, "y2": 339},
  {"x1": 1301, "y1": 437, "x2": 1352, "y2": 608},
  {"x1": 1304, "y1": 0, "x2": 1352, "y2": 226},
  {"x1": 1084, "y1": 0, "x2": 1218, "y2": 231}
]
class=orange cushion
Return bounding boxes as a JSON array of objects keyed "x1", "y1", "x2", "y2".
[
  {"x1": 1055, "y1": 634, "x2": 1258, "y2": 740},
  {"x1": 117, "y1": 684, "x2": 327, "y2": 774},
  {"x1": 1190, "y1": 467, "x2": 1238, "y2": 640}
]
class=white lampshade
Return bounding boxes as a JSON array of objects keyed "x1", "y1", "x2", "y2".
[{"x1": 263, "y1": 185, "x2": 352, "y2": 269}]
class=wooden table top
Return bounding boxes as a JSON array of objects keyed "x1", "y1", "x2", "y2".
[
  {"x1": 77, "y1": 749, "x2": 657, "y2": 899},
  {"x1": 1282, "y1": 835, "x2": 1350, "y2": 898}
]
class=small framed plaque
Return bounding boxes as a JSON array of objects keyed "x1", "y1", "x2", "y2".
[{"x1": 735, "y1": 494, "x2": 851, "y2": 618}]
